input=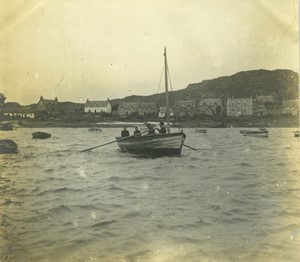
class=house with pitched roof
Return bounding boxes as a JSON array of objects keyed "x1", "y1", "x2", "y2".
[
  {"x1": 84, "y1": 99, "x2": 112, "y2": 114},
  {"x1": 198, "y1": 98, "x2": 222, "y2": 115},
  {"x1": 36, "y1": 96, "x2": 61, "y2": 118},
  {"x1": 174, "y1": 100, "x2": 197, "y2": 117},
  {"x1": 118, "y1": 102, "x2": 157, "y2": 117}
]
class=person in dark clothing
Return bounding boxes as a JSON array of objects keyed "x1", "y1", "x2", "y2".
[
  {"x1": 146, "y1": 123, "x2": 155, "y2": 134},
  {"x1": 121, "y1": 127, "x2": 130, "y2": 137},
  {"x1": 134, "y1": 126, "x2": 141, "y2": 136},
  {"x1": 157, "y1": 121, "x2": 166, "y2": 134}
]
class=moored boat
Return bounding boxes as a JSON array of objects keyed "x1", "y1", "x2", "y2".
[
  {"x1": 239, "y1": 128, "x2": 268, "y2": 137},
  {"x1": 32, "y1": 131, "x2": 52, "y2": 139},
  {"x1": 0, "y1": 121, "x2": 13, "y2": 131},
  {"x1": 294, "y1": 130, "x2": 300, "y2": 137},
  {"x1": 195, "y1": 128, "x2": 207, "y2": 133},
  {"x1": 0, "y1": 139, "x2": 18, "y2": 154}
]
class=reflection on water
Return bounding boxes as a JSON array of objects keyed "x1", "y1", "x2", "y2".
[{"x1": 0, "y1": 127, "x2": 300, "y2": 261}]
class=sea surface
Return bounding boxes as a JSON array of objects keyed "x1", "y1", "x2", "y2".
[{"x1": 1, "y1": 127, "x2": 300, "y2": 262}]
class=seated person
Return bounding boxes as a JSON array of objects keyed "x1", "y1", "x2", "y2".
[
  {"x1": 121, "y1": 127, "x2": 130, "y2": 137},
  {"x1": 146, "y1": 123, "x2": 155, "y2": 134},
  {"x1": 157, "y1": 121, "x2": 166, "y2": 134},
  {"x1": 134, "y1": 126, "x2": 141, "y2": 136}
]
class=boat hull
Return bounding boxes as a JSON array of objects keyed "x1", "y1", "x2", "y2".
[
  {"x1": 32, "y1": 132, "x2": 51, "y2": 139},
  {"x1": 195, "y1": 128, "x2": 206, "y2": 133},
  {"x1": 116, "y1": 132, "x2": 185, "y2": 156},
  {"x1": 0, "y1": 139, "x2": 18, "y2": 154},
  {"x1": 0, "y1": 122, "x2": 13, "y2": 131},
  {"x1": 294, "y1": 131, "x2": 300, "y2": 137},
  {"x1": 240, "y1": 130, "x2": 268, "y2": 137}
]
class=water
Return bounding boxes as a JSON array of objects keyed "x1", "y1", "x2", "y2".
[{"x1": 1, "y1": 127, "x2": 300, "y2": 262}]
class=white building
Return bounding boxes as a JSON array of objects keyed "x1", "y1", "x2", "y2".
[
  {"x1": 227, "y1": 98, "x2": 253, "y2": 116},
  {"x1": 84, "y1": 99, "x2": 112, "y2": 114}
]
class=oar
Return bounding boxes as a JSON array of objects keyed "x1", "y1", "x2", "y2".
[
  {"x1": 184, "y1": 144, "x2": 199, "y2": 151},
  {"x1": 80, "y1": 130, "x2": 148, "y2": 152}
]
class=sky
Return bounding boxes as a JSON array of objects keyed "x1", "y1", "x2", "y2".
[{"x1": 0, "y1": 0, "x2": 298, "y2": 105}]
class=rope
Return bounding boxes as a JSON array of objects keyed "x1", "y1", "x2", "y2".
[{"x1": 157, "y1": 63, "x2": 164, "y2": 93}]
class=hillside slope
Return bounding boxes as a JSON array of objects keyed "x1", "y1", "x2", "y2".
[{"x1": 111, "y1": 69, "x2": 299, "y2": 107}]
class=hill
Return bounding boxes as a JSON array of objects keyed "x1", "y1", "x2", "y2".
[{"x1": 111, "y1": 69, "x2": 299, "y2": 106}]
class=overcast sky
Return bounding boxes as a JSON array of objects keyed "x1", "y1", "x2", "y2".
[{"x1": 0, "y1": 0, "x2": 298, "y2": 105}]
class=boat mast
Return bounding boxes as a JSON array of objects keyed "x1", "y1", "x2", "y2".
[{"x1": 164, "y1": 47, "x2": 171, "y2": 133}]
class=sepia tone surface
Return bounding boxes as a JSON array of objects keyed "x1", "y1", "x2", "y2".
[{"x1": 1, "y1": 1, "x2": 300, "y2": 262}]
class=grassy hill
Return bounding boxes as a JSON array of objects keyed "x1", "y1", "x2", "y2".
[{"x1": 111, "y1": 69, "x2": 299, "y2": 107}]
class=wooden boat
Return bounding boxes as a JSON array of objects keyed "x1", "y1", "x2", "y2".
[
  {"x1": 32, "y1": 131, "x2": 51, "y2": 139},
  {"x1": 239, "y1": 128, "x2": 268, "y2": 137},
  {"x1": 195, "y1": 128, "x2": 207, "y2": 133},
  {"x1": 116, "y1": 48, "x2": 186, "y2": 156},
  {"x1": 0, "y1": 121, "x2": 13, "y2": 131},
  {"x1": 294, "y1": 130, "x2": 300, "y2": 137},
  {"x1": 0, "y1": 139, "x2": 18, "y2": 154},
  {"x1": 117, "y1": 132, "x2": 185, "y2": 156}
]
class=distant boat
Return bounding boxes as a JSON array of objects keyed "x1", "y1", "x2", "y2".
[
  {"x1": 0, "y1": 121, "x2": 13, "y2": 131},
  {"x1": 294, "y1": 130, "x2": 300, "y2": 137},
  {"x1": 88, "y1": 127, "x2": 102, "y2": 132},
  {"x1": 116, "y1": 48, "x2": 186, "y2": 156},
  {"x1": 239, "y1": 128, "x2": 268, "y2": 137},
  {"x1": 32, "y1": 131, "x2": 51, "y2": 139},
  {"x1": 195, "y1": 128, "x2": 207, "y2": 133},
  {"x1": 0, "y1": 139, "x2": 18, "y2": 154}
]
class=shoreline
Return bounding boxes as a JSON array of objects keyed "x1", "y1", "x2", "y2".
[{"x1": 13, "y1": 115, "x2": 300, "y2": 129}]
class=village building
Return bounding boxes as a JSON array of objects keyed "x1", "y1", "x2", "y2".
[
  {"x1": 158, "y1": 106, "x2": 175, "y2": 118},
  {"x1": 227, "y1": 98, "x2": 253, "y2": 116},
  {"x1": 252, "y1": 101, "x2": 267, "y2": 116},
  {"x1": 174, "y1": 100, "x2": 197, "y2": 117},
  {"x1": 282, "y1": 99, "x2": 299, "y2": 115},
  {"x1": 198, "y1": 98, "x2": 222, "y2": 115},
  {"x1": 118, "y1": 102, "x2": 157, "y2": 117},
  {"x1": 35, "y1": 96, "x2": 60, "y2": 118},
  {"x1": 256, "y1": 95, "x2": 275, "y2": 103},
  {"x1": 2, "y1": 102, "x2": 35, "y2": 118},
  {"x1": 84, "y1": 99, "x2": 112, "y2": 114}
]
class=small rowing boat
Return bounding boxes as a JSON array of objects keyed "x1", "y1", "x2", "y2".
[
  {"x1": 0, "y1": 139, "x2": 18, "y2": 154},
  {"x1": 195, "y1": 128, "x2": 207, "y2": 133},
  {"x1": 239, "y1": 128, "x2": 268, "y2": 137},
  {"x1": 32, "y1": 131, "x2": 52, "y2": 139}
]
